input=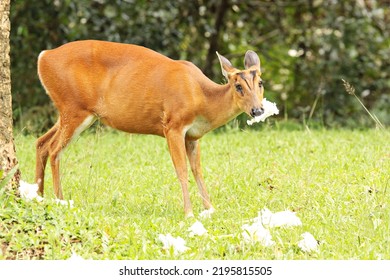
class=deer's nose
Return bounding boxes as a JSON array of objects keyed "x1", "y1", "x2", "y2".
[{"x1": 250, "y1": 107, "x2": 264, "y2": 117}]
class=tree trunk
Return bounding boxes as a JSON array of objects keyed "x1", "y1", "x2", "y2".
[
  {"x1": 203, "y1": 0, "x2": 230, "y2": 79},
  {"x1": 0, "y1": 0, "x2": 20, "y2": 191}
]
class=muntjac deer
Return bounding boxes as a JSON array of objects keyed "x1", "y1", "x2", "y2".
[{"x1": 36, "y1": 40, "x2": 265, "y2": 217}]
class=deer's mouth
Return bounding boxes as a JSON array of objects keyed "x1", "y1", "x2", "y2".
[{"x1": 246, "y1": 98, "x2": 279, "y2": 125}]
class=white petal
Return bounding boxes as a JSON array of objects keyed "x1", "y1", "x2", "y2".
[
  {"x1": 298, "y1": 232, "x2": 318, "y2": 252},
  {"x1": 188, "y1": 221, "x2": 207, "y2": 237},
  {"x1": 242, "y1": 222, "x2": 275, "y2": 247},
  {"x1": 260, "y1": 208, "x2": 302, "y2": 228},
  {"x1": 199, "y1": 207, "x2": 215, "y2": 219},
  {"x1": 55, "y1": 199, "x2": 74, "y2": 208},
  {"x1": 158, "y1": 234, "x2": 189, "y2": 254},
  {"x1": 18, "y1": 180, "x2": 42, "y2": 201},
  {"x1": 68, "y1": 251, "x2": 84, "y2": 261},
  {"x1": 257, "y1": 207, "x2": 272, "y2": 224}
]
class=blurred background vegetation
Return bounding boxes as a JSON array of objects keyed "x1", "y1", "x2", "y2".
[{"x1": 10, "y1": 0, "x2": 390, "y2": 134}]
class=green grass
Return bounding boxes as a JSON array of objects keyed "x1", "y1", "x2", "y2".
[{"x1": 1, "y1": 127, "x2": 389, "y2": 259}]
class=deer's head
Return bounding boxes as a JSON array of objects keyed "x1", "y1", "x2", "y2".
[{"x1": 217, "y1": 51, "x2": 264, "y2": 118}]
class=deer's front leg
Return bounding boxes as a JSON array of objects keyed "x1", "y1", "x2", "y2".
[
  {"x1": 185, "y1": 139, "x2": 213, "y2": 211},
  {"x1": 165, "y1": 128, "x2": 193, "y2": 218}
]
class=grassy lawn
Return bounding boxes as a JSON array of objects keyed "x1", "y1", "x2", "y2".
[{"x1": 1, "y1": 126, "x2": 389, "y2": 259}]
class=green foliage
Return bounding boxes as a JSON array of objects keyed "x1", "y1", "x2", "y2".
[
  {"x1": 2, "y1": 128, "x2": 389, "y2": 259},
  {"x1": 10, "y1": 0, "x2": 390, "y2": 132}
]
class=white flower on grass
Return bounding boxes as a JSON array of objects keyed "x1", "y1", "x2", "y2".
[
  {"x1": 247, "y1": 98, "x2": 279, "y2": 125},
  {"x1": 55, "y1": 199, "x2": 74, "y2": 208},
  {"x1": 241, "y1": 221, "x2": 275, "y2": 247},
  {"x1": 188, "y1": 221, "x2": 207, "y2": 237},
  {"x1": 18, "y1": 181, "x2": 76, "y2": 208},
  {"x1": 18, "y1": 180, "x2": 43, "y2": 202},
  {"x1": 298, "y1": 232, "x2": 319, "y2": 252},
  {"x1": 259, "y1": 208, "x2": 302, "y2": 228},
  {"x1": 158, "y1": 233, "x2": 189, "y2": 254},
  {"x1": 199, "y1": 207, "x2": 215, "y2": 219},
  {"x1": 68, "y1": 251, "x2": 85, "y2": 261}
]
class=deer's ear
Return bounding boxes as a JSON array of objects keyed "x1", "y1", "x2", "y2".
[
  {"x1": 244, "y1": 50, "x2": 261, "y2": 71},
  {"x1": 216, "y1": 51, "x2": 235, "y2": 80}
]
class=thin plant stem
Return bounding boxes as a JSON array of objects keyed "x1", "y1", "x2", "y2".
[{"x1": 342, "y1": 79, "x2": 385, "y2": 129}]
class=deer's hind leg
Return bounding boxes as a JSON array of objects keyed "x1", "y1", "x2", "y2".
[
  {"x1": 37, "y1": 111, "x2": 96, "y2": 199},
  {"x1": 36, "y1": 121, "x2": 59, "y2": 196}
]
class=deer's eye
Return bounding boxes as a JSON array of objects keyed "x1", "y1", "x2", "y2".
[
  {"x1": 259, "y1": 80, "x2": 264, "y2": 88},
  {"x1": 235, "y1": 84, "x2": 243, "y2": 93}
]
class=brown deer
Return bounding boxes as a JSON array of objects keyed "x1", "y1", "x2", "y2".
[{"x1": 36, "y1": 40, "x2": 264, "y2": 217}]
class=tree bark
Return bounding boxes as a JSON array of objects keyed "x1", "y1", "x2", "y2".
[{"x1": 0, "y1": 0, "x2": 20, "y2": 190}]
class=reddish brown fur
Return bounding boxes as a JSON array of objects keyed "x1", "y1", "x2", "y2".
[{"x1": 36, "y1": 40, "x2": 264, "y2": 217}]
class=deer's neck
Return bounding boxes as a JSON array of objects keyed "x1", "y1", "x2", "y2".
[{"x1": 200, "y1": 82, "x2": 242, "y2": 129}]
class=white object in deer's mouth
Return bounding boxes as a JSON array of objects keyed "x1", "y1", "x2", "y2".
[{"x1": 247, "y1": 98, "x2": 279, "y2": 125}]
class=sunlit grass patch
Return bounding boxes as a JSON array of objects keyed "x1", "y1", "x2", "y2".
[{"x1": 1, "y1": 128, "x2": 389, "y2": 259}]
